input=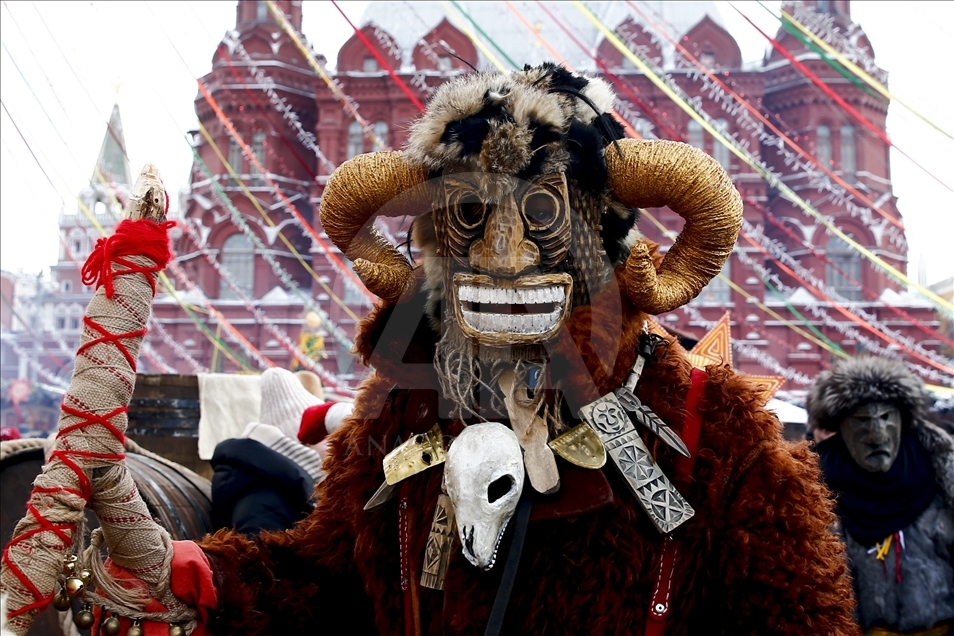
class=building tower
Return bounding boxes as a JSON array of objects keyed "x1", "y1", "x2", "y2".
[
  {"x1": 155, "y1": 0, "x2": 321, "y2": 374},
  {"x1": 52, "y1": 102, "x2": 129, "y2": 312},
  {"x1": 762, "y1": 0, "x2": 906, "y2": 364}
]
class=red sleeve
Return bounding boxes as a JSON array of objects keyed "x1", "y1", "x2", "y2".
[{"x1": 170, "y1": 540, "x2": 218, "y2": 636}]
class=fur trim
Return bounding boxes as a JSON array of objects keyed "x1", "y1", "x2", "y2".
[
  {"x1": 404, "y1": 64, "x2": 624, "y2": 192},
  {"x1": 201, "y1": 274, "x2": 860, "y2": 634},
  {"x1": 913, "y1": 419, "x2": 954, "y2": 510},
  {"x1": 806, "y1": 356, "x2": 929, "y2": 433},
  {"x1": 579, "y1": 77, "x2": 617, "y2": 124}
]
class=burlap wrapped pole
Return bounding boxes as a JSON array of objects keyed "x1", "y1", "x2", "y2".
[{"x1": 0, "y1": 166, "x2": 195, "y2": 634}]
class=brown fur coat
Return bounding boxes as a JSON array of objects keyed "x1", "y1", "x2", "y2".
[{"x1": 198, "y1": 274, "x2": 859, "y2": 635}]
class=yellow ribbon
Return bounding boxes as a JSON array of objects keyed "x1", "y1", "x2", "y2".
[
  {"x1": 772, "y1": 3, "x2": 952, "y2": 141},
  {"x1": 571, "y1": 1, "x2": 953, "y2": 317},
  {"x1": 874, "y1": 535, "x2": 893, "y2": 561}
]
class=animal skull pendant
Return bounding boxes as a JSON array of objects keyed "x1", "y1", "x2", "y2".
[{"x1": 444, "y1": 422, "x2": 525, "y2": 570}]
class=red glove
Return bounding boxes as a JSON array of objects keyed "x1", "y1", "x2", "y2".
[{"x1": 91, "y1": 541, "x2": 217, "y2": 636}]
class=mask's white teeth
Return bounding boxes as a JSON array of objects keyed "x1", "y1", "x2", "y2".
[
  {"x1": 463, "y1": 285, "x2": 568, "y2": 306},
  {"x1": 458, "y1": 282, "x2": 568, "y2": 335}
]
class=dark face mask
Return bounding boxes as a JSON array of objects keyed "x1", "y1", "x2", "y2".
[{"x1": 841, "y1": 402, "x2": 902, "y2": 473}]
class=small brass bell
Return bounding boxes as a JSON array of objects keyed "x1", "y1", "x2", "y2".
[
  {"x1": 64, "y1": 576, "x2": 85, "y2": 597},
  {"x1": 169, "y1": 624, "x2": 185, "y2": 636},
  {"x1": 62, "y1": 555, "x2": 78, "y2": 575},
  {"x1": 127, "y1": 620, "x2": 144, "y2": 636},
  {"x1": 52, "y1": 588, "x2": 72, "y2": 612},
  {"x1": 79, "y1": 568, "x2": 94, "y2": 584},
  {"x1": 74, "y1": 605, "x2": 95, "y2": 629},
  {"x1": 102, "y1": 613, "x2": 122, "y2": 636}
]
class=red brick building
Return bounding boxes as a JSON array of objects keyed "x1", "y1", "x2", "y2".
[
  {"x1": 5, "y1": 0, "x2": 948, "y2": 407},
  {"x1": 156, "y1": 0, "x2": 949, "y2": 394}
]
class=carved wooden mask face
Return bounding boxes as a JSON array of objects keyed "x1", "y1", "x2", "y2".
[
  {"x1": 841, "y1": 401, "x2": 902, "y2": 473},
  {"x1": 432, "y1": 172, "x2": 574, "y2": 346}
]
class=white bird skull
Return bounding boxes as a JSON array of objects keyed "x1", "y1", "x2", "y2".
[{"x1": 444, "y1": 422, "x2": 525, "y2": 570}]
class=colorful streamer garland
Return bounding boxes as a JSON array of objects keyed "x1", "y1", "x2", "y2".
[
  {"x1": 572, "y1": 1, "x2": 952, "y2": 316},
  {"x1": 781, "y1": 2, "x2": 951, "y2": 140},
  {"x1": 5, "y1": 1, "x2": 944, "y2": 392}
]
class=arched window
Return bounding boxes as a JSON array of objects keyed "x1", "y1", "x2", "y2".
[
  {"x1": 220, "y1": 233, "x2": 255, "y2": 299},
  {"x1": 372, "y1": 121, "x2": 388, "y2": 150},
  {"x1": 817, "y1": 125, "x2": 832, "y2": 165},
  {"x1": 712, "y1": 118, "x2": 731, "y2": 171},
  {"x1": 228, "y1": 138, "x2": 243, "y2": 183},
  {"x1": 840, "y1": 125, "x2": 855, "y2": 178},
  {"x1": 826, "y1": 235, "x2": 862, "y2": 301},
  {"x1": 54, "y1": 305, "x2": 67, "y2": 331},
  {"x1": 69, "y1": 305, "x2": 83, "y2": 331},
  {"x1": 251, "y1": 132, "x2": 266, "y2": 185},
  {"x1": 688, "y1": 120, "x2": 704, "y2": 150},
  {"x1": 70, "y1": 230, "x2": 86, "y2": 258},
  {"x1": 62, "y1": 280, "x2": 72, "y2": 294},
  {"x1": 256, "y1": 0, "x2": 268, "y2": 21},
  {"x1": 347, "y1": 121, "x2": 364, "y2": 159}
]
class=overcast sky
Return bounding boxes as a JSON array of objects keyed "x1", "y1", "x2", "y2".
[{"x1": 1, "y1": 1, "x2": 951, "y2": 285}]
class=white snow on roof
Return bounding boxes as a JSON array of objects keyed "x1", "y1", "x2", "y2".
[
  {"x1": 879, "y1": 287, "x2": 934, "y2": 308},
  {"x1": 154, "y1": 286, "x2": 207, "y2": 305},
  {"x1": 767, "y1": 398, "x2": 808, "y2": 424},
  {"x1": 260, "y1": 286, "x2": 304, "y2": 304},
  {"x1": 359, "y1": 1, "x2": 726, "y2": 72},
  {"x1": 784, "y1": 287, "x2": 818, "y2": 305}
]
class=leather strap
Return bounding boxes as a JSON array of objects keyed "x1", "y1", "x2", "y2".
[
  {"x1": 645, "y1": 367, "x2": 707, "y2": 636},
  {"x1": 399, "y1": 484, "x2": 421, "y2": 636},
  {"x1": 484, "y1": 487, "x2": 533, "y2": 636}
]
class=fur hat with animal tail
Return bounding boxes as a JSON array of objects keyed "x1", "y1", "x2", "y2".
[
  {"x1": 259, "y1": 367, "x2": 323, "y2": 440},
  {"x1": 806, "y1": 355, "x2": 929, "y2": 434},
  {"x1": 319, "y1": 63, "x2": 742, "y2": 314}
]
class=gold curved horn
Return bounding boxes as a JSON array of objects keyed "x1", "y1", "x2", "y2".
[
  {"x1": 320, "y1": 152, "x2": 429, "y2": 303},
  {"x1": 606, "y1": 139, "x2": 743, "y2": 314}
]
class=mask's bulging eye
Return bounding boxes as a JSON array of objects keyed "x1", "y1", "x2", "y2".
[
  {"x1": 524, "y1": 192, "x2": 557, "y2": 227},
  {"x1": 458, "y1": 193, "x2": 486, "y2": 228}
]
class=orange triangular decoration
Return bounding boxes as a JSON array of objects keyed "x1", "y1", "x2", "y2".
[
  {"x1": 746, "y1": 375, "x2": 786, "y2": 400},
  {"x1": 683, "y1": 312, "x2": 786, "y2": 399},
  {"x1": 688, "y1": 312, "x2": 732, "y2": 369}
]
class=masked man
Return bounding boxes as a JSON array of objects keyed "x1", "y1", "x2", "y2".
[
  {"x1": 1, "y1": 65, "x2": 859, "y2": 636},
  {"x1": 809, "y1": 356, "x2": 954, "y2": 635}
]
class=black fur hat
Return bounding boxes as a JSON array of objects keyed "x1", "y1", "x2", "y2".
[{"x1": 806, "y1": 356, "x2": 929, "y2": 433}]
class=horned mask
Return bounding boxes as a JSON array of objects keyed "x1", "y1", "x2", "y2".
[
  {"x1": 321, "y1": 64, "x2": 741, "y2": 339},
  {"x1": 321, "y1": 64, "x2": 742, "y2": 567}
]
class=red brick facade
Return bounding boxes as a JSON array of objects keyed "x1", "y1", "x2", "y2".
[{"x1": 6, "y1": 1, "x2": 945, "y2": 406}]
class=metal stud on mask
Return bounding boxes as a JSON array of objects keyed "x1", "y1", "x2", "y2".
[{"x1": 444, "y1": 422, "x2": 525, "y2": 570}]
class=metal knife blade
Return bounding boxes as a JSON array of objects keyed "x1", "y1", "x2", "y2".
[
  {"x1": 613, "y1": 388, "x2": 691, "y2": 458},
  {"x1": 363, "y1": 480, "x2": 398, "y2": 511}
]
